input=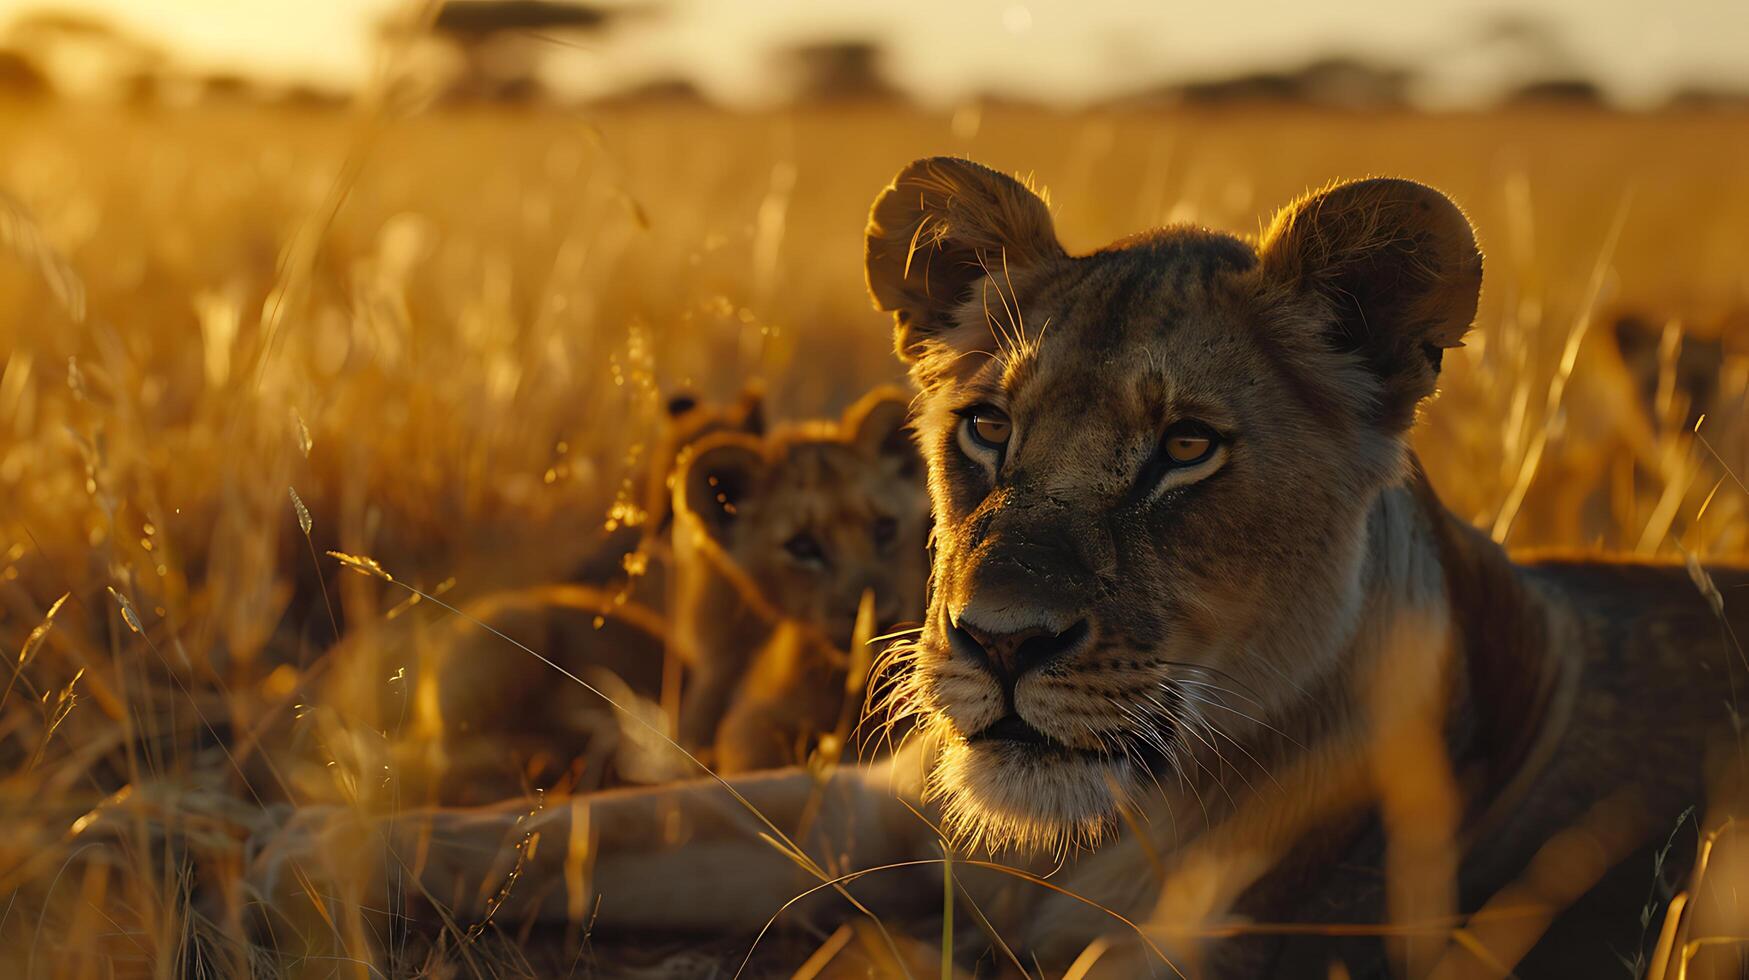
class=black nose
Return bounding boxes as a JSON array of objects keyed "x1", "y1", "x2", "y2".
[{"x1": 950, "y1": 617, "x2": 1090, "y2": 684}]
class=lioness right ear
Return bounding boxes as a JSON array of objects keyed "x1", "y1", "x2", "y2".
[
  {"x1": 865, "y1": 157, "x2": 1066, "y2": 362},
  {"x1": 1260, "y1": 177, "x2": 1482, "y2": 431},
  {"x1": 678, "y1": 436, "x2": 765, "y2": 539}
]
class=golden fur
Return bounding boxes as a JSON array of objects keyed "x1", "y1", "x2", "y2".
[{"x1": 255, "y1": 160, "x2": 1748, "y2": 977}]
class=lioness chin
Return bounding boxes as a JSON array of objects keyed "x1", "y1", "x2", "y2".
[{"x1": 252, "y1": 159, "x2": 1749, "y2": 978}]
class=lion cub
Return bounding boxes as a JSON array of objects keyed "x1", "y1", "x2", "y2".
[{"x1": 422, "y1": 387, "x2": 928, "y2": 800}]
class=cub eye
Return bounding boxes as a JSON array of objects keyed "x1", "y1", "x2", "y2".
[
  {"x1": 872, "y1": 515, "x2": 898, "y2": 549},
  {"x1": 962, "y1": 406, "x2": 1011, "y2": 450},
  {"x1": 783, "y1": 532, "x2": 825, "y2": 564},
  {"x1": 1161, "y1": 420, "x2": 1219, "y2": 466}
]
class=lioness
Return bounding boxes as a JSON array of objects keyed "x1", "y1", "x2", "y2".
[{"x1": 256, "y1": 160, "x2": 1748, "y2": 977}]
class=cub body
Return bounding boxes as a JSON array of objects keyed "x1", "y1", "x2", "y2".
[{"x1": 420, "y1": 387, "x2": 927, "y2": 798}]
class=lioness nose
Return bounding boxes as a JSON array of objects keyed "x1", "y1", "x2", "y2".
[{"x1": 950, "y1": 616, "x2": 1091, "y2": 683}]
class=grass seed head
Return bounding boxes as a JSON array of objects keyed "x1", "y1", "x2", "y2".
[
  {"x1": 106, "y1": 587, "x2": 143, "y2": 634},
  {"x1": 289, "y1": 486, "x2": 312, "y2": 535},
  {"x1": 327, "y1": 550, "x2": 394, "y2": 582}
]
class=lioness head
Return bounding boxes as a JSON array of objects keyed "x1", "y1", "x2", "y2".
[{"x1": 865, "y1": 157, "x2": 1482, "y2": 849}]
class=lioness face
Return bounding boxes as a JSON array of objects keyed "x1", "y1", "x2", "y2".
[{"x1": 865, "y1": 159, "x2": 1482, "y2": 849}]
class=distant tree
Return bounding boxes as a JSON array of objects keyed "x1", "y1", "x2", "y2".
[
  {"x1": 1137, "y1": 55, "x2": 1411, "y2": 110},
  {"x1": 592, "y1": 74, "x2": 710, "y2": 108},
  {"x1": 486, "y1": 73, "x2": 549, "y2": 105},
  {"x1": 1663, "y1": 85, "x2": 1749, "y2": 111},
  {"x1": 119, "y1": 67, "x2": 159, "y2": 105},
  {"x1": 5, "y1": 10, "x2": 165, "y2": 98},
  {"x1": 198, "y1": 71, "x2": 255, "y2": 103},
  {"x1": 432, "y1": 0, "x2": 612, "y2": 36},
  {"x1": 1291, "y1": 56, "x2": 1410, "y2": 109},
  {"x1": 1178, "y1": 70, "x2": 1302, "y2": 106},
  {"x1": 775, "y1": 40, "x2": 901, "y2": 104},
  {"x1": 277, "y1": 82, "x2": 350, "y2": 111},
  {"x1": 381, "y1": 0, "x2": 651, "y2": 104},
  {"x1": 1504, "y1": 77, "x2": 1606, "y2": 108},
  {"x1": 0, "y1": 48, "x2": 52, "y2": 99}
]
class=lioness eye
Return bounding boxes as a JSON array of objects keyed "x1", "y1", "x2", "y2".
[
  {"x1": 784, "y1": 532, "x2": 825, "y2": 564},
  {"x1": 963, "y1": 407, "x2": 1011, "y2": 450},
  {"x1": 1162, "y1": 420, "x2": 1218, "y2": 465}
]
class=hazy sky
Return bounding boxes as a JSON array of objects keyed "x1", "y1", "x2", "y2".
[{"x1": 5, "y1": 0, "x2": 1748, "y2": 106}]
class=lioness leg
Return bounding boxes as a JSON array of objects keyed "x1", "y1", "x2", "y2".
[{"x1": 248, "y1": 748, "x2": 936, "y2": 942}]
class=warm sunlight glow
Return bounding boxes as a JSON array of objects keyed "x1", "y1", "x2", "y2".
[{"x1": 2, "y1": 0, "x2": 1746, "y2": 975}]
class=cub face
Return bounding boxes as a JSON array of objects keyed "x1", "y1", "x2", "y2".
[
  {"x1": 676, "y1": 387, "x2": 930, "y2": 657},
  {"x1": 863, "y1": 158, "x2": 1483, "y2": 849}
]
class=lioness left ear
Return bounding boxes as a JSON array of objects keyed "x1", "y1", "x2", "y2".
[
  {"x1": 866, "y1": 157, "x2": 1066, "y2": 363},
  {"x1": 1260, "y1": 178, "x2": 1482, "y2": 431},
  {"x1": 844, "y1": 386, "x2": 920, "y2": 479}
]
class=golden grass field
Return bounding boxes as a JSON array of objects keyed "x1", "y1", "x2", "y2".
[{"x1": 1, "y1": 100, "x2": 1747, "y2": 976}]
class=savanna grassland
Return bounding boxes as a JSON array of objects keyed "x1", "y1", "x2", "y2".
[{"x1": 1, "y1": 100, "x2": 1747, "y2": 976}]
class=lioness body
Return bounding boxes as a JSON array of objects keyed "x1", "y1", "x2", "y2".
[
  {"x1": 296, "y1": 476, "x2": 1739, "y2": 975},
  {"x1": 257, "y1": 162, "x2": 1747, "y2": 976}
]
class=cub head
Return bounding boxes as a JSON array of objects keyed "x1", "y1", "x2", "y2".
[
  {"x1": 675, "y1": 386, "x2": 929, "y2": 648},
  {"x1": 865, "y1": 157, "x2": 1482, "y2": 850}
]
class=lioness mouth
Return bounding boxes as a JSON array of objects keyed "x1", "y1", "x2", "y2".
[
  {"x1": 971, "y1": 713, "x2": 1130, "y2": 764},
  {"x1": 971, "y1": 710, "x2": 1183, "y2": 779},
  {"x1": 973, "y1": 713, "x2": 1055, "y2": 746}
]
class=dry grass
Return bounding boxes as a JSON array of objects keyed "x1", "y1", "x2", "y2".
[{"x1": 1, "y1": 99, "x2": 1747, "y2": 976}]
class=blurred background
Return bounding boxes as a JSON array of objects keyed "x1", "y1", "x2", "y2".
[
  {"x1": 1, "y1": 1, "x2": 1747, "y2": 975},
  {"x1": 6, "y1": 0, "x2": 1749, "y2": 109}
]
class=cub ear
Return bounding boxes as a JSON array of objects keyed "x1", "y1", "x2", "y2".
[
  {"x1": 1259, "y1": 177, "x2": 1482, "y2": 431},
  {"x1": 844, "y1": 386, "x2": 920, "y2": 479},
  {"x1": 730, "y1": 385, "x2": 766, "y2": 436},
  {"x1": 678, "y1": 435, "x2": 766, "y2": 540},
  {"x1": 866, "y1": 157, "x2": 1066, "y2": 362},
  {"x1": 664, "y1": 391, "x2": 700, "y2": 418}
]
